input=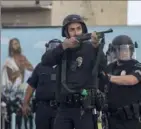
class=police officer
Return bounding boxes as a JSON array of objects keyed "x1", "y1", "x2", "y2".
[
  {"x1": 22, "y1": 39, "x2": 62, "y2": 129},
  {"x1": 99, "y1": 35, "x2": 141, "y2": 129},
  {"x1": 41, "y1": 14, "x2": 107, "y2": 129}
]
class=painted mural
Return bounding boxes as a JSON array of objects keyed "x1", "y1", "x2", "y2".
[{"x1": 1, "y1": 26, "x2": 141, "y2": 67}]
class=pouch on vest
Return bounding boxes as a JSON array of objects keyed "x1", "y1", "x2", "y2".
[
  {"x1": 123, "y1": 105, "x2": 133, "y2": 120},
  {"x1": 132, "y1": 103, "x2": 140, "y2": 119}
]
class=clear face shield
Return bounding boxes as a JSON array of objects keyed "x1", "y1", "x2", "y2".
[{"x1": 115, "y1": 44, "x2": 135, "y2": 61}]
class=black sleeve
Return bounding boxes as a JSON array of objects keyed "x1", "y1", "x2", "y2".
[
  {"x1": 98, "y1": 78, "x2": 105, "y2": 92},
  {"x1": 98, "y1": 64, "x2": 110, "y2": 93},
  {"x1": 27, "y1": 64, "x2": 40, "y2": 89},
  {"x1": 41, "y1": 44, "x2": 65, "y2": 66},
  {"x1": 131, "y1": 62, "x2": 141, "y2": 82},
  {"x1": 99, "y1": 51, "x2": 107, "y2": 72},
  {"x1": 94, "y1": 46, "x2": 107, "y2": 72},
  {"x1": 91, "y1": 45, "x2": 107, "y2": 92}
]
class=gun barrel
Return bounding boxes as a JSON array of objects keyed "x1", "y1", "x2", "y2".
[
  {"x1": 76, "y1": 33, "x2": 91, "y2": 41},
  {"x1": 97, "y1": 28, "x2": 113, "y2": 34},
  {"x1": 75, "y1": 28, "x2": 113, "y2": 42}
]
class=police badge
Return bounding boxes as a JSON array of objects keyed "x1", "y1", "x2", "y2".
[
  {"x1": 76, "y1": 57, "x2": 83, "y2": 67},
  {"x1": 120, "y1": 70, "x2": 126, "y2": 75}
]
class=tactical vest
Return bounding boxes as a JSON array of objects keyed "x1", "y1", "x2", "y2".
[
  {"x1": 61, "y1": 43, "x2": 97, "y2": 92},
  {"x1": 107, "y1": 60, "x2": 141, "y2": 109},
  {"x1": 35, "y1": 66, "x2": 57, "y2": 101}
]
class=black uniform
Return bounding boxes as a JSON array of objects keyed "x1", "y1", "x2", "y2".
[
  {"x1": 99, "y1": 35, "x2": 141, "y2": 129},
  {"x1": 101, "y1": 59, "x2": 141, "y2": 129},
  {"x1": 27, "y1": 63, "x2": 57, "y2": 129},
  {"x1": 41, "y1": 41, "x2": 107, "y2": 129}
]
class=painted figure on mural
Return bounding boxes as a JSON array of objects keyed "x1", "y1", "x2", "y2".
[
  {"x1": 2, "y1": 38, "x2": 33, "y2": 89},
  {"x1": 1, "y1": 38, "x2": 34, "y2": 129}
]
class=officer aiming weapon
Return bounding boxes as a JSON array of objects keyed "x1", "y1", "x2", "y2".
[
  {"x1": 61, "y1": 28, "x2": 113, "y2": 93},
  {"x1": 61, "y1": 28, "x2": 113, "y2": 129}
]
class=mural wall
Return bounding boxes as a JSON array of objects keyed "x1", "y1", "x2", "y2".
[{"x1": 1, "y1": 26, "x2": 141, "y2": 68}]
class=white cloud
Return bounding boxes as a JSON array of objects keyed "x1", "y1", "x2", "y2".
[
  {"x1": 33, "y1": 41, "x2": 48, "y2": 49},
  {"x1": 1, "y1": 36, "x2": 10, "y2": 45}
]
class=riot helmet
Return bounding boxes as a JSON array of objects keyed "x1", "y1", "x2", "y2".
[
  {"x1": 62, "y1": 14, "x2": 88, "y2": 37},
  {"x1": 111, "y1": 35, "x2": 135, "y2": 61},
  {"x1": 45, "y1": 39, "x2": 62, "y2": 51}
]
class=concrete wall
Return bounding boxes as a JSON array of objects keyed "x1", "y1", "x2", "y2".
[
  {"x1": 2, "y1": 9, "x2": 51, "y2": 26},
  {"x1": 1, "y1": 0, "x2": 52, "y2": 7},
  {"x1": 1, "y1": 1, "x2": 127, "y2": 26},
  {"x1": 51, "y1": 1, "x2": 127, "y2": 26}
]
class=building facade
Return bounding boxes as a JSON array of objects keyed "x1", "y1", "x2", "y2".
[{"x1": 1, "y1": 0, "x2": 127, "y2": 27}]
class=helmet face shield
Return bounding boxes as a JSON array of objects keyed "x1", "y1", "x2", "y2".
[
  {"x1": 47, "y1": 42, "x2": 60, "y2": 50},
  {"x1": 115, "y1": 44, "x2": 134, "y2": 61},
  {"x1": 111, "y1": 35, "x2": 137, "y2": 61}
]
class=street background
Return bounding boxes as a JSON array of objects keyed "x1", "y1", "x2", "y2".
[
  {"x1": 1, "y1": 1, "x2": 141, "y2": 129},
  {"x1": 1, "y1": 0, "x2": 141, "y2": 67}
]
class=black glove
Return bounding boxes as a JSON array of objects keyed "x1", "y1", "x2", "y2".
[{"x1": 98, "y1": 72, "x2": 111, "y2": 84}]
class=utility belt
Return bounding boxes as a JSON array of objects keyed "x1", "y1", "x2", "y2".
[
  {"x1": 61, "y1": 93, "x2": 82, "y2": 108},
  {"x1": 61, "y1": 89, "x2": 97, "y2": 110},
  {"x1": 108, "y1": 102, "x2": 141, "y2": 121},
  {"x1": 36, "y1": 100, "x2": 58, "y2": 109}
]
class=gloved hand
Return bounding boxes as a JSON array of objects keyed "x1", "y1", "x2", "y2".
[
  {"x1": 99, "y1": 71, "x2": 111, "y2": 84},
  {"x1": 62, "y1": 37, "x2": 80, "y2": 50},
  {"x1": 91, "y1": 31, "x2": 100, "y2": 48}
]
